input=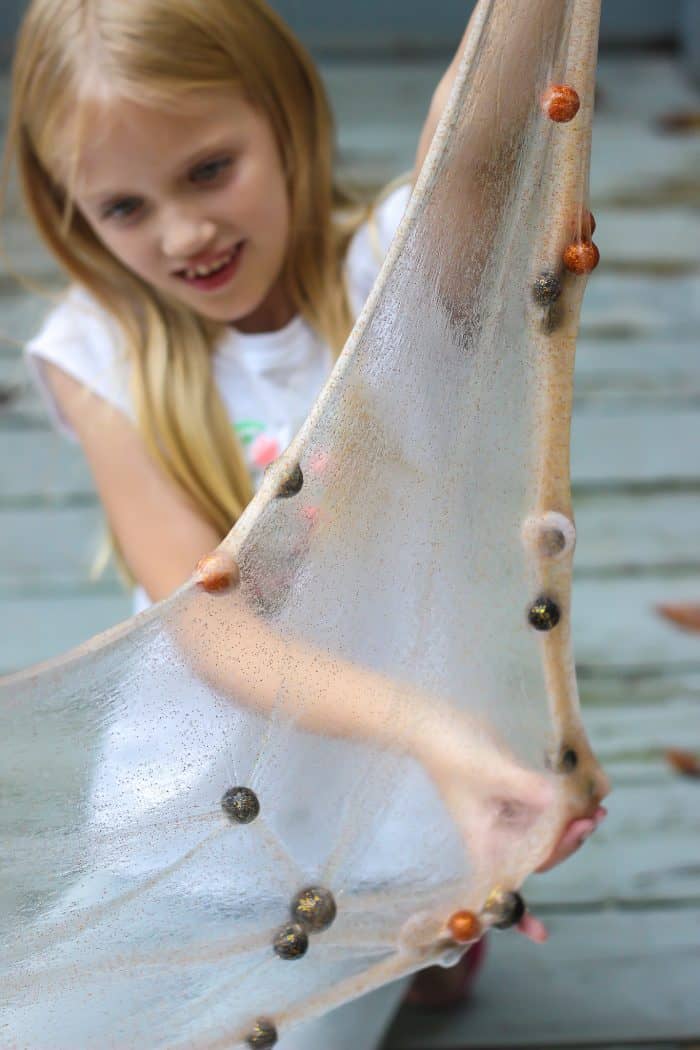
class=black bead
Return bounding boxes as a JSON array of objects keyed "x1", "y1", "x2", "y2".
[
  {"x1": 277, "y1": 464, "x2": 304, "y2": 498},
  {"x1": 528, "y1": 596, "x2": 561, "y2": 631},
  {"x1": 246, "y1": 1019, "x2": 278, "y2": 1049},
  {"x1": 221, "y1": 786, "x2": 260, "y2": 825},
  {"x1": 485, "y1": 890, "x2": 526, "y2": 930},
  {"x1": 273, "y1": 923, "x2": 309, "y2": 960},
  {"x1": 532, "y1": 271, "x2": 562, "y2": 305},
  {"x1": 560, "y1": 748, "x2": 578, "y2": 773},
  {"x1": 291, "y1": 886, "x2": 337, "y2": 933}
]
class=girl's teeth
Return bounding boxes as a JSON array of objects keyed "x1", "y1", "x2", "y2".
[{"x1": 186, "y1": 250, "x2": 235, "y2": 279}]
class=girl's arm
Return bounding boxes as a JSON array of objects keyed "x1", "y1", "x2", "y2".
[
  {"x1": 41, "y1": 364, "x2": 492, "y2": 777},
  {"x1": 41, "y1": 361, "x2": 552, "y2": 823},
  {"x1": 41, "y1": 361, "x2": 220, "y2": 602},
  {"x1": 414, "y1": 19, "x2": 474, "y2": 179}
]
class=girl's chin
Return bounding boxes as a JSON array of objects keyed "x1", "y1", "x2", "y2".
[
  {"x1": 177, "y1": 289, "x2": 253, "y2": 324},
  {"x1": 167, "y1": 280, "x2": 292, "y2": 333}
]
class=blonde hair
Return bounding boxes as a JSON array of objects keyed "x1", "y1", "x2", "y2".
[{"x1": 3, "y1": 0, "x2": 368, "y2": 547}]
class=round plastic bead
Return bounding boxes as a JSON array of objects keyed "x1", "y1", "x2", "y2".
[
  {"x1": 291, "y1": 887, "x2": 337, "y2": 933},
  {"x1": 221, "y1": 786, "x2": 260, "y2": 825},
  {"x1": 528, "y1": 596, "x2": 561, "y2": 631},
  {"x1": 532, "y1": 271, "x2": 562, "y2": 306},
  {"x1": 246, "y1": 1019, "x2": 278, "y2": 1049},
  {"x1": 560, "y1": 748, "x2": 579, "y2": 773},
  {"x1": 196, "y1": 550, "x2": 240, "y2": 593},
  {"x1": 277, "y1": 464, "x2": 304, "y2": 498},
  {"x1": 484, "y1": 889, "x2": 526, "y2": 930},
  {"x1": 273, "y1": 923, "x2": 309, "y2": 960},
  {"x1": 563, "y1": 240, "x2": 600, "y2": 275},
  {"x1": 542, "y1": 84, "x2": 580, "y2": 122},
  {"x1": 447, "y1": 910, "x2": 482, "y2": 943}
]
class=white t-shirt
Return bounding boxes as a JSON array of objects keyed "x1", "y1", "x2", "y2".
[
  {"x1": 27, "y1": 184, "x2": 411, "y2": 490},
  {"x1": 27, "y1": 183, "x2": 411, "y2": 612}
]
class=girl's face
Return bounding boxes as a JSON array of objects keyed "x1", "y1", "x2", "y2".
[{"x1": 73, "y1": 90, "x2": 293, "y2": 332}]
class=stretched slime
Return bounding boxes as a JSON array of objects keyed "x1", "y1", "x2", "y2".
[{"x1": 1, "y1": 1, "x2": 608, "y2": 1046}]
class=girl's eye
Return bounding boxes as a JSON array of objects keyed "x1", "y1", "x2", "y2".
[
  {"x1": 190, "y1": 157, "x2": 232, "y2": 185},
  {"x1": 101, "y1": 197, "x2": 143, "y2": 223}
]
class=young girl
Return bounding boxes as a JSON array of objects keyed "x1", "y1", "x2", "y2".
[{"x1": 5, "y1": 0, "x2": 604, "y2": 1045}]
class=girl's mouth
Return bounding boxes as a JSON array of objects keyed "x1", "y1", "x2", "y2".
[{"x1": 176, "y1": 242, "x2": 244, "y2": 292}]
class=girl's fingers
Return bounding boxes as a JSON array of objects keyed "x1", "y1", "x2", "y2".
[
  {"x1": 536, "y1": 806, "x2": 608, "y2": 873},
  {"x1": 516, "y1": 911, "x2": 549, "y2": 943}
]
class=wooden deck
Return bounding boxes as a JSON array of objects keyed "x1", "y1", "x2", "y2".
[{"x1": 1, "y1": 54, "x2": 699, "y2": 1049}]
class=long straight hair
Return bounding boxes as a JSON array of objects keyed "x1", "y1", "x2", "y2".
[{"x1": 3, "y1": 0, "x2": 368, "y2": 543}]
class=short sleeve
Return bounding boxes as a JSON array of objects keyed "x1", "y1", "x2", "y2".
[
  {"x1": 345, "y1": 181, "x2": 413, "y2": 317},
  {"x1": 25, "y1": 286, "x2": 133, "y2": 441}
]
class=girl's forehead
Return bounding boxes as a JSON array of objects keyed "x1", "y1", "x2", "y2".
[
  {"x1": 80, "y1": 86, "x2": 249, "y2": 141},
  {"x1": 70, "y1": 88, "x2": 254, "y2": 192}
]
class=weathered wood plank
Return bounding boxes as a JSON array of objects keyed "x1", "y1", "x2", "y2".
[
  {"x1": 526, "y1": 685, "x2": 700, "y2": 908},
  {"x1": 0, "y1": 506, "x2": 109, "y2": 587},
  {"x1": 572, "y1": 410, "x2": 700, "y2": 487},
  {"x1": 574, "y1": 340, "x2": 700, "y2": 408},
  {"x1": 0, "y1": 207, "x2": 63, "y2": 284},
  {"x1": 580, "y1": 669, "x2": 700, "y2": 706},
  {"x1": 573, "y1": 492, "x2": 700, "y2": 574},
  {"x1": 24, "y1": 571, "x2": 679, "y2": 688},
  {"x1": 580, "y1": 275, "x2": 699, "y2": 341},
  {"x1": 0, "y1": 431, "x2": 91, "y2": 501},
  {"x1": 590, "y1": 120, "x2": 700, "y2": 209},
  {"x1": 385, "y1": 907, "x2": 700, "y2": 1048},
  {"x1": 528, "y1": 776, "x2": 700, "y2": 908},
  {"x1": 2, "y1": 276, "x2": 696, "y2": 363},
  {"x1": 0, "y1": 593, "x2": 131, "y2": 673},
  {"x1": 329, "y1": 57, "x2": 700, "y2": 197},
  {"x1": 1, "y1": 571, "x2": 699, "y2": 674},
  {"x1": 585, "y1": 690, "x2": 700, "y2": 758},
  {"x1": 594, "y1": 55, "x2": 700, "y2": 121},
  {"x1": 573, "y1": 575, "x2": 700, "y2": 671},
  {"x1": 529, "y1": 802, "x2": 700, "y2": 911},
  {"x1": 387, "y1": 1036, "x2": 695, "y2": 1050},
  {"x1": 593, "y1": 209, "x2": 700, "y2": 269},
  {"x1": 7, "y1": 333, "x2": 700, "y2": 432},
  {"x1": 2, "y1": 408, "x2": 700, "y2": 506},
  {"x1": 4, "y1": 332, "x2": 698, "y2": 386},
  {"x1": 3, "y1": 491, "x2": 700, "y2": 590},
  {"x1": 0, "y1": 287, "x2": 55, "y2": 346}
]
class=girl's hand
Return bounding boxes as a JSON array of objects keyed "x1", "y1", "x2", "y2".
[
  {"x1": 535, "y1": 806, "x2": 607, "y2": 873},
  {"x1": 417, "y1": 714, "x2": 607, "y2": 945},
  {"x1": 517, "y1": 806, "x2": 608, "y2": 943}
]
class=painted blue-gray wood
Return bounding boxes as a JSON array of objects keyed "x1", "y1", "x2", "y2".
[
  {"x1": 1, "y1": 48, "x2": 699, "y2": 1050},
  {"x1": 683, "y1": 0, "x2": 700, "y2": 84},
  {"x1": 385, "y1": 908, "x2": 700, "y2": 1048},
  {"x1": 277, "y1": 0, "x2": 688, "y2": 51},
  {"x1": 0, "y1": 1, "x2": 693, "y2": 61}
]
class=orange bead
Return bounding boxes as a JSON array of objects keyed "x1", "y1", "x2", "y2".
[
  {"x1": 542, "y1": 84, "x2": 580, "y2": 123},
  {"x1": 447, "y1": 910, "x2": 482, "y2": 943},
  {"x1": 196, "y1": 550, "x2": 240, "y2": 593},
  {"x1": 563, "y1": 240, "x2": 600, "y2": 275}
]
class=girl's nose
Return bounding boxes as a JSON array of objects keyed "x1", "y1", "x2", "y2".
[{"x1": 161, "y1": 213, "x2": 217, "y2": 260}]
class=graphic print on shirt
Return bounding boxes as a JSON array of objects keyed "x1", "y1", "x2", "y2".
[{"x1": 234, "y1": 419, "x2": 282, "y2": 474}]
